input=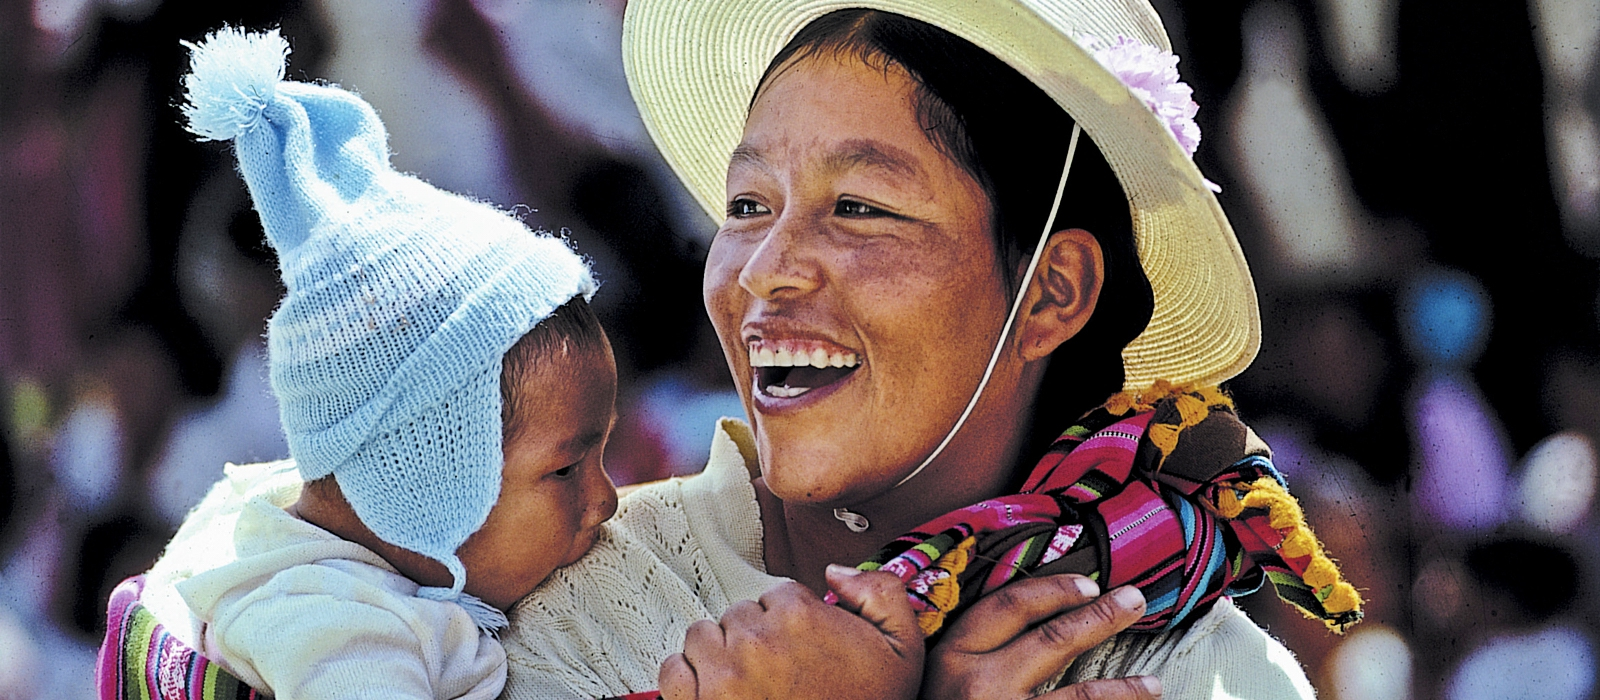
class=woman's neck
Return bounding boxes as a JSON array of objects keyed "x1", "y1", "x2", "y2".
[{"x1": 757, "y1": 429, "x2": 1026, "y2": 594}]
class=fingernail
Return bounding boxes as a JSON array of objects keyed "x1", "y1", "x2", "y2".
[
  {"x1": 1074, "y1": 577, "x2": 1100, "y2": 598},
  {"x1": 827, "y1": 563, "x2": 862, "y2": 577},
  {"x1": 1140, "y1": 675, "x2": 1163, "y2": 697},
  {"x1": 1113, "y1": 586, "x2": 1145, "y2": 610}
]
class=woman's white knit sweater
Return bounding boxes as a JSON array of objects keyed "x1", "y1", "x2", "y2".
[{"x1": 501, "y1": 418, "x2": 1317, "y2": 700}]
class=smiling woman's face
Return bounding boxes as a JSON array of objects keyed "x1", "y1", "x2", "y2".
[{"x1": 705, "y1": 54, "x2": 1019, "y2": 505}]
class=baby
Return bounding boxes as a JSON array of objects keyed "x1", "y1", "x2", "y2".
[{"x1": 97, "y1": 28, "x2": 616, "y2": 699}]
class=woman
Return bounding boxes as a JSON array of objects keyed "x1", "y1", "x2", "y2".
[{"x1": 502, "y1": 2, "x2": 1334, "y2": 698}]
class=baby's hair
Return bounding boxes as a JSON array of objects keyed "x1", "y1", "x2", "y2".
[{"x1": 500, "y1": 296, "x2": 607, "y2": 444}]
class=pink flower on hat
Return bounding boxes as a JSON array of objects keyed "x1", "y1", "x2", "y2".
[{"x1": 1085, "y1": 35, "x2": 1202, "y2": 157}]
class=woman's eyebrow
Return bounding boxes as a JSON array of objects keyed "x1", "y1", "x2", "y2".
[
  {"x1": 730, "y1": 143, "x2": 769, "y2": 172},
  {"x1": 728, "y1": 139, "x2": 926, "y2": 182},
  {"x1": 823, "y1": 139, "x2": 924, "y2": 180}
]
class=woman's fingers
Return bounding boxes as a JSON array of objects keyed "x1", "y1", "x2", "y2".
[
  {"x1": 938, "y1": 574, "x2": 1103, "y2": 653},
  {"x1": 923, "y1": 578, "x2": 1147, "y2": 700},
  {"x1": 1041, "y1": 676, "x2": 1163, "y2": 700},
  {"x1": 1002, "y1": 585, "x2": 1146, "y2": 681}
]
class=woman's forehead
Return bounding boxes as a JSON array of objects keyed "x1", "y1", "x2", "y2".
[
  {"x1": 747, "y1": 56, "x2": 910, "y2": 123},
  {"x1": 735, "y1": 57, "x2": 961, "y2": 184}
]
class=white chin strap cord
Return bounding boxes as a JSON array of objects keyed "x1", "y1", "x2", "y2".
[{"x1": 833, "y1": 124, "x2": 1083, "y2": 533}]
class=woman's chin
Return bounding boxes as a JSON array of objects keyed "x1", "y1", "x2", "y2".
[
  {"x1": 747, "y1": 373, "x2": 929, "y2": 506},
  {"x1": 763, "y1": 478, "x2": 848, "y2": 505},
  {"x1": 759, "y1": 456, "x2": 902, "y2": 508}
]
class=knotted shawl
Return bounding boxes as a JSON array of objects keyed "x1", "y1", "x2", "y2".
[{"x1": 825, "y1": 382, "x2": 1363, "y2": 639}]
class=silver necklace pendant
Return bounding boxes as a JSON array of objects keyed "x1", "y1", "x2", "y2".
[{"x1": 833, "y1": 507, "x2": 870, "y2": 533}]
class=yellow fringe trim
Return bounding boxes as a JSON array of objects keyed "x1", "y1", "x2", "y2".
[
  {"x1": 916, "y1": 536, "x2": 977, "y2": 636},
  {"x1": 1216, "y1": 477, "x2": 1364, "y2": 632},
  {"x1": 1101, "y1": 382, "x2": 1360, "y2": 632},
  {"x1": 1103, "y1": 380, "x2": 1234, "y2": 468}
]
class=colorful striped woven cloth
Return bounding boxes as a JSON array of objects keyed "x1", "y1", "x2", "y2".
[
  {"x1": 96, "y1": 576, "x2": 267, "y2": 700},
  {"x1": 827, "y1": 382, "x2": 1363, "y2": 638},
  {"x1": 94, "y1": 574, "x2": 657, "y2": 700},
  {"x1": 91, "y1": 383, "x2": 1356, "y2": 700}
]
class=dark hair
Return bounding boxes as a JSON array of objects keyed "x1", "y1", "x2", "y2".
[
  {"x1": 500, "y1": 296, "x2": 607, "y2": 442},
  {"x1": 757, "y1": 10, "x2": 1155, "y2": 465}
]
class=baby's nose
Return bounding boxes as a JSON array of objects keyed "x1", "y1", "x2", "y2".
[{"x1": 585, "y1": 467, "x2": 619, "y2": 527}]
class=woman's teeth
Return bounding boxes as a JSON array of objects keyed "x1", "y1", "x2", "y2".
[
  {"x1": 748, "y1": 343, "x2": 862, "y2": 399},
  {"x1": 748, "y1": 346, "x2": 859, "y2": 369}
]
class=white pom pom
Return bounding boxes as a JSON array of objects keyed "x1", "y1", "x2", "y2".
[{"x1": 180, "y1": 27, "x2": 290, "y2": 142}]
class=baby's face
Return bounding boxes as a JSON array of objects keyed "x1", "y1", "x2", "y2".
[{"x1": 457, "y1": 338, "x2": 619, "y2": 610}]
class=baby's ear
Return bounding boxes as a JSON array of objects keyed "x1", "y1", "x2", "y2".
[
  {"x1": 293, "y1": 474, "x2": 354, "y2": 530},
  {"x1": 300, "y1": 474, "x2": 344, "y2": 506},
  {"x1": 1014, "y1": 229, "x2": 1104, "y2": 363}
]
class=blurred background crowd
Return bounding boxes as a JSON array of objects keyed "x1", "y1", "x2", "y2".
[{"x1": 0, "y1": 0, "x2": 1596, "y2": 697}]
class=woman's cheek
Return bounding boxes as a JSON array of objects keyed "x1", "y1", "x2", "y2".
[
  {"x1": 702, "y1": 237, "x2": 757, "y2": 400},
  {"x1": 703, "y1": 235, "x2": 751, "y2": 313}
]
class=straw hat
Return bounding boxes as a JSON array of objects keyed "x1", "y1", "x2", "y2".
[{"x1": 622, "y1": 0, "x2": 1260, "y2": 389}]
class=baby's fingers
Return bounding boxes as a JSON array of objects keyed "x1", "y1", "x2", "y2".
[
  {"x1": 658, "y1": 653, "x2": 698, "y2": 700},
  {"x1": 825, "y1": 564, "x2": 924, "y2": 654}
]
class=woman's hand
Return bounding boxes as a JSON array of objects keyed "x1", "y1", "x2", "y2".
[
  {"x1": 659, "y1": 565, "x2": 924, "y2": 700},
  {"x1": 922, "y1": 574, "x2": 1162, "y2": 700}
]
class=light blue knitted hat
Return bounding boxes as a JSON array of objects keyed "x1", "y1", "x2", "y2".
[{"x1": 179, "y1": 27, "x2": 596, "y2": 628}]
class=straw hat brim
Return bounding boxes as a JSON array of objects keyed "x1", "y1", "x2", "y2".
[{"x1": 622, "y1": 0, "x2": 1260, "y2": 390}]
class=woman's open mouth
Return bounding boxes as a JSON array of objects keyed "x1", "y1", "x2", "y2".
[{"x1": 748, "y1": 341, "x2": 861, "y2": 399}]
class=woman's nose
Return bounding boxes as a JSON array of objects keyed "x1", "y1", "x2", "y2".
[{"x1": 736, "y1": 215, "x2": 822, "y2": 300}]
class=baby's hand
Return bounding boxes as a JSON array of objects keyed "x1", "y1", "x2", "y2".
[{"x1": 658, "y1": 565, "x2": 923, "y2": 700}]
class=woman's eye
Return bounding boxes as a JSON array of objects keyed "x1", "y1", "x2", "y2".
[
  {"x1": 727, "y1": 198, "x2": 770, "y2": 218},
  {"x1": 835, "y1": 200, "x2": 885, "y2": 217},
  {"x1": 550, "y1": 463, "x2": 578, "y2": 479}
]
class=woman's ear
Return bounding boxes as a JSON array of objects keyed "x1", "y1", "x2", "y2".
[{"x1": 1014, "y1": 229, "x2": 1104, "y2": 363}]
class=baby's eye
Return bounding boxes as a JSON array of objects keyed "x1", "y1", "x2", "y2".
[
  {"x1": 727, "y1": 198, "x2": 771, "y2": 218},
  {"x1": 550, "y1": 463, "x2": 577, "y2": 479}
]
